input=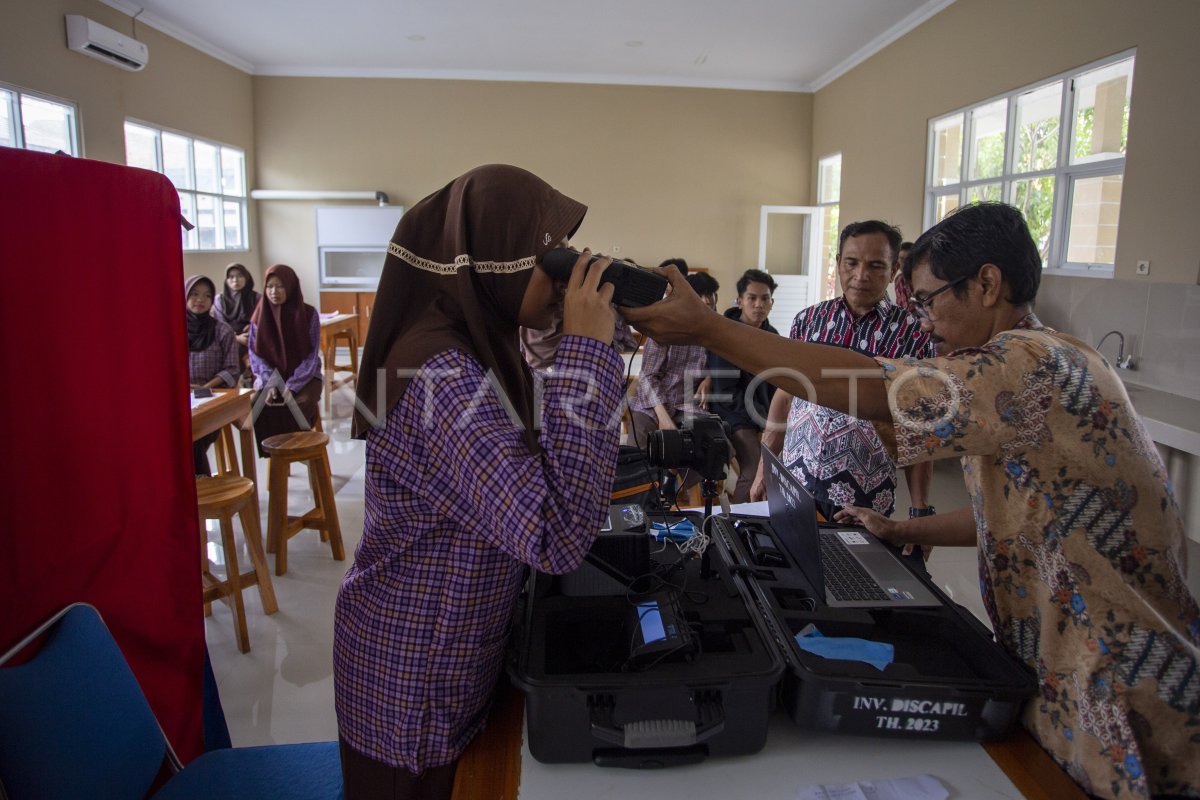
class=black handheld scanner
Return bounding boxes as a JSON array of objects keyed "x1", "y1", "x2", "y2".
[{"x1": 540, "y1": 248, "x2": 669, "y2": 308}]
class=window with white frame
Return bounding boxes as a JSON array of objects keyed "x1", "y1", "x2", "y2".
[
  {"x1": 124, "y1": 121, "x2": 248, "y2": 252},
  {"x1": 817, "y1": 153, "x2": 841, "y2": 298},
  {"x1": 0, "y1": 84, "x2": 79, "y2": 156},
  {"x1": 924, "y1": 52, "x2": 1134, "y2": 273}
]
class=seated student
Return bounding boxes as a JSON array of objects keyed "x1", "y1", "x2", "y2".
[
  {"x1": 185, "y1": 275, "x2": 239, "y2": 476},
  {"x1": 213, "y1": 263, "x2": 259, "y2": 348},
  {"x1": 333, "y1": 165, "x2": 623, "y2": 799},
  {"x1": 706, "y1": 268, "x2": 779, "y2": 502},
  {"x1": 247, "y1": 264, "x2": 322, "y2": 455},
  {"x1": 627, "y1": 272, "x2": 719, "y2": 449},
  {"x1": 213, "y1": 263, "x2": 260, "y2": 381},
  {"x1": 657, "y1": 257, "x2": 689, "y2": 296}
]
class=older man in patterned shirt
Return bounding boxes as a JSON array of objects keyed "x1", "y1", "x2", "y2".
[
  {"x1": 624, "y1": 203, "x2": 1200, "y2": 799},
  {"x1": 751, "y1": 220, "x2": 934, "y2": 524}
]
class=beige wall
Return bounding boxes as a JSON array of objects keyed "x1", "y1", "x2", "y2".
[
  {"x1": 0, "y1": 0, "x2": 258, "y2": 285},
  {"x1": 813, "y1": 0, "x2": 1200, "y2": 284},
  {"x1": 252, "y1": 78, "x2": 812, "y2": 303}
]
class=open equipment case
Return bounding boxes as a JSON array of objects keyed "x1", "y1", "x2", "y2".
[{"x1": 507, "y1": 504, "x2": 1037, "y2": 767}]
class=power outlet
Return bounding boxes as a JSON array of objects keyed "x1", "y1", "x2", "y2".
[{"x1": 1136, "y1": 259, "x2": 1151, "y2": 276}]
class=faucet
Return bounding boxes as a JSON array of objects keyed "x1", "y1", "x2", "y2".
[{"x1": 1097, "y1": 330, "x2": 1136, "y2": 370}]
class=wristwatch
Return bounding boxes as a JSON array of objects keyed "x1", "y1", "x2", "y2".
[{"x1": 909, "y1": 506, "x2": 936, "y2": 518}]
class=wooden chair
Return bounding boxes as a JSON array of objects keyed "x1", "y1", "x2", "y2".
[
  {"x1": 262, "y1": 431, "x2": 346, "y2": 576},
  {"x1": 197, "y1": 476, "x2": 278, "y2": 653}
]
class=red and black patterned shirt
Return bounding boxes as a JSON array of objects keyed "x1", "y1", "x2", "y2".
[{"x1": 781, "y1": 296, "x2": 933, "y2": 515}]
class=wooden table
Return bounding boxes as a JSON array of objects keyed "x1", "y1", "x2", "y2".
[
  {"x1": 320, "y1": 313, "x2": 360, "y2": 413},
  {"x1": 191, "y1": 389, "x2": 257, "y2": 487}
]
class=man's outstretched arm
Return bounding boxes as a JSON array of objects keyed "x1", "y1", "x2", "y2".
[{"x1": 623, "y1": 267, "x2": 892, "y2": 423}]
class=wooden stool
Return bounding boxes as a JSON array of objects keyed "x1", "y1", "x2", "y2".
[
  {"x1": 323, "y1": 328, "x2": 359, "y2": 414},
  {"x1": 197, "y1": 476, "x2": 278, "y2": 654},
  {"x1": 212, "y1": 426, "x2": 239, "y2": 476},
  {"x1": 262, "y1": 431, "x2": 346, "y2": 576}
]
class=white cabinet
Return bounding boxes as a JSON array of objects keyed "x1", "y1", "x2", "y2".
[{"x1": 316, "y1": 205, "x2": 403, "y2": 287}]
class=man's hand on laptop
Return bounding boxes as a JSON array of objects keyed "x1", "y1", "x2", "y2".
[{"x1": 834, "y1": 506, "x2": 931, "y2": 560}]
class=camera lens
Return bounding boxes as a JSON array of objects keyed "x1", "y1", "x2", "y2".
[{"x1": 646, "y1": 429, "x2": 683, "y2": 469}]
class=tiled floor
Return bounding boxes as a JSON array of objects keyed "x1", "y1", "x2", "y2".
[
  {"x1": 203, "y1": 395, "x2": 984, "y2": 747},
  {"x1": 203, "y1": 393, "x2": 364, "y2": 746}
]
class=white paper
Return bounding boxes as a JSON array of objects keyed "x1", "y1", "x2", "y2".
[{"x1": 798, "y1": 774, "x2": 948, "y2": 800}]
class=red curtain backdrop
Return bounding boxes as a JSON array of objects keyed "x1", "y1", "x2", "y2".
[{"x1": 0, "y1": 149, "x2": 204, "y2": 761}]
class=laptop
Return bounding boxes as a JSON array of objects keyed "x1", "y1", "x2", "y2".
[{"x1": 760, "y1": 445, "x2": 941, "y2": 609}]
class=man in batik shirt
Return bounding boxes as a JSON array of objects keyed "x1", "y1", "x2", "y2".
[
  {"x1": 752, "y1": 221, "x2": 934, "y2": 524},
  {"x1": 624, "y1": 202, "x2": 1200, "y2": 800}
]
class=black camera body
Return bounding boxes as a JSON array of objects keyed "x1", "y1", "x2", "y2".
[
  {"x1": 540, "y1": 247, "x2": 668, "y2": 308},
  {"x1": 645, "y1": 414, "x2": 731, "y2": 482}
]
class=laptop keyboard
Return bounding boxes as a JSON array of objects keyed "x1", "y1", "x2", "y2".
[{"x1": 819, "y1": 535, "x2": 890, "y2": 601}]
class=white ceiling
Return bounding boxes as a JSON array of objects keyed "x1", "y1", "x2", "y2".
[{"x1": 98, "y1": 0, "x2": 953, "y2": 92}]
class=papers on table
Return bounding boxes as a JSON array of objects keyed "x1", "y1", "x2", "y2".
[
  {"x1": 190, "y1": 393, "x2": 219, "y2": 410},
  {"x1": 797, "y1": 774, "x2": 949, "y2": 800}
]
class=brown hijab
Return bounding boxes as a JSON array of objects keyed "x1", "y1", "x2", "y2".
[
  {"x1": 352, "y1": 164, "x2": 587, "y2": 447},
  {"x1": 250, "y1": 264, "x2": 316, "y2": 379}
]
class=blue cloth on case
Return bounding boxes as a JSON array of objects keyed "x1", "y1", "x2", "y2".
[
  {"x1": 794, "y1": 625, "x2": 894, "y2": 671},
  {"x1": 650, "y1": 518, "x2": 697, "y2": 542}
]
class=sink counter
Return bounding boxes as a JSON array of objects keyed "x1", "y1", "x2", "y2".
[
  {"x1": 1121, "y1": 382, "x2": 1200, "y2": 457},
  {"x1": 1121, "y1": 382, "x2": 1200, "y2": 548}
]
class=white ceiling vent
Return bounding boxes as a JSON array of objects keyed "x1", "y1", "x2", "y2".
[{"x1": 65, "y1": 15, "x2": 149, "y2": 72}]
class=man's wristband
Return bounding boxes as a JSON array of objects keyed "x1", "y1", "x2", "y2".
[{"x1": 909, "y1": 506, "x2": 936, "y2": 518}]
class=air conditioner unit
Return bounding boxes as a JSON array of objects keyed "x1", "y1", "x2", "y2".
[{"x1": 65, "y1": 15, "x2": 149, "y2": 72}]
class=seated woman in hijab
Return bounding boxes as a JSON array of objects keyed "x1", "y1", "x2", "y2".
[
  {"x1": 247, "y1": 264, "x2": 322, "y2": 455},
  {"x1": 213, "y1": 263, "x2": 260, "y2": 379},
  {"x1": 185, "y1": 275, "x2": 240, "y2": 475},
  {"x1": 333, "y1": 165, "x2": 623, "y2": 800}
]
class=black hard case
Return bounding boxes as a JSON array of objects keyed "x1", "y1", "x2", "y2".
[
  {"x1": 508, "y1": 511, "x2": 1036, "y2": 766},
  {"x1": 709, "y1": 514, "x2": 1036, "y2": 742}
]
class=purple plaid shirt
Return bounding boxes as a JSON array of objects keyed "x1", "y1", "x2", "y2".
[
  {"x1": 629, "y1": 338, "x2": 707, "y2": 416},
  {"x1": 188, "y1": 319, "x2": 239, "y2": 388},
  {"x1": 247, "y1": 312, "x2": 322, "y2": 392},
  {"x1": 333, "y1": 335, "x2": 623, "y2": 770}
]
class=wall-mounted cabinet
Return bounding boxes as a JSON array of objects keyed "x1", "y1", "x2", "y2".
[
  {"x1": 316, "y1": 205, "x2": 400, "y2": 343},
  {"x1": 316, "y1": 205, "x2": 402, "y2": 288}
]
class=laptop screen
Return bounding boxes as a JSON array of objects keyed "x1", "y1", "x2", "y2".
[{"x1": 761, "y1": 445, "x2": 825, "y2": 595}]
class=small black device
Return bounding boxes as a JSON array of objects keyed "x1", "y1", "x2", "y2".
[
  {"x1": 736, "y1": 521, "x2": 786, "y2": 568},
  {"x1": 192, "y1": 387, "x2": 214, "y2": 398},
  {"x1": 627, "y1": 590, "x2": 697, "y2": 667},
  {"x1": 540, "y1": 247, "x2": 668, "y2": 308},
  {"x1": 645, "y1": 414, "x2": 730, "y2": 482}
]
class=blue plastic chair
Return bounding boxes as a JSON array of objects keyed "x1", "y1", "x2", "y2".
[{"x1": 0, "y1": 604, "x2": 343, "y2": 800}]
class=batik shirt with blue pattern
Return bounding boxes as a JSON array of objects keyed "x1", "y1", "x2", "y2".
[{"x1": 876, "y1": 316, "x2": 1200, "y2": 799}]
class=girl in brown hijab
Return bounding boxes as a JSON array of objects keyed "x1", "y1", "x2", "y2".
[
  {"x1": 334, "y1": 165, "x2": 623, "y2": 799},
  {"x1": 247, "y1": 263, "x2": 322, "y2": 455}
]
